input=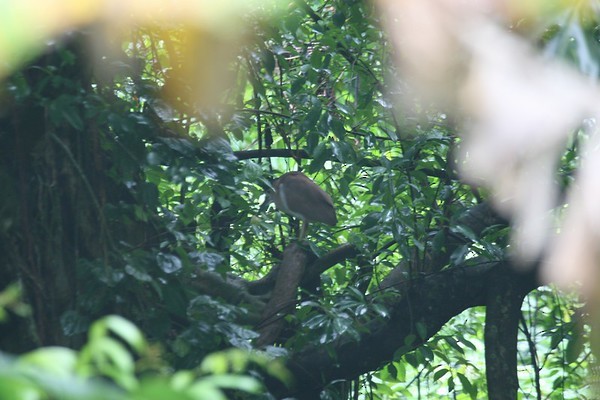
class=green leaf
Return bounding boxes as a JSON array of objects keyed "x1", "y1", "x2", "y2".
[
  {"x1": 291, "y1": 77, "x2": 306, "y2": 94},
  {"x1": 124, "y1": 264, "x2": 153, "y2": 282},
  {"x1": 200, "y1": 374, "x2": 262, "y2": 393},
  {"x1": 0, "y1": 376, "x2": 43, "y2": 400},
  {"x1": 431, "y1": 230, "x2": 446, "y2": 254},
  {"x1": 566, "y1": 334, "x2": 584, "y2": 363},
  {"x1": 186, "y1": 381, "x2": 226, "y2": 400},
  {"x1": 18, "y1": 347, "x2": 77, "y2": 377},
  {"x1": 386, "y1": 364, "x2": 397, "y2": 379},
  {"x1": 200, "y1": 352, "x2": 232, "y2": 375},
  {"x1": 549, "y1": 329, "x2": 563, "y2": 349},
  {"x1": 395, "y1": 361, "x2": 406, "y2": 381},
  {"x1": 138, "y1": 182, "x2": 159, "y2": 209},
  {"x1": 450, "y1": 245, "x2": 469, "y2": 266},
  {"x1": 310, "y1": 50, "x2": 323, "y2": 69},
  {"x1": 451, "y1": 225, "x2": 478, "y2": 242},
  {"x1": 60, "y1": 310, "x2": 90, "y2": 336},
  {"x1": 371, "y1": 303, "x2": 390, "y2": 319},
  {"x1": 156, "y1": 253, "x2": 182, "y2": 274},
  {"x1": 404, "y1": 334, "x2": 416, "y2": 347},
  {"x1": 419, "y1": 346, "x2": 434, "y2": 362},
  {"x1": 170, "y1": 371, "x2": 195, "y2": 390},
  {"x1": 332, "y1": 10, "x2": 345, "y2": 27},
  {"x1": 443, "y1": 336, "x2": 465, "y2": 355},
  {"x1": 302, "y1": 105, "x2": 322, "y2": 132},
  {"x1": 433, "y1": 368, "x2": 449, "y2": 381},
  {"x1": 192, "y1": 252, "x2": 225, "y2": 271},
  {"x1": 447, "y1": 376, "x2": 455, "y2": 392},
  {"x1": 133, "y1": 378, "x2": 189, "y2": 400},
  {"x1": 457, "y1": 373, "x2": 477, "y2": 399},
  {"x1": 328, "y1": 116, "x2": 346, "y2": 139},
  {"x1": 331, "y1": 141, "x2": 356, "y2": 163},
  {"x1": 262, "y1": 48, "x2": 275, "y2": 76},
  {"x1": 92, "y1": 336, "x2": 134, "y2": 373},
  {"x1": 105, "y1": 316, "x2": 146, "y2": 352},
  {"x1": 91, "y1": 315, "x2": 146, "y2": 354},
  {"x1": 415, "y1": 322, "x2": 427, "y2": 340}
]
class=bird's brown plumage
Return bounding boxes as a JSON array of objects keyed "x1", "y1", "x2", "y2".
[{"x1": 272, "y1": 172, "x2": 337, "y2": 231}]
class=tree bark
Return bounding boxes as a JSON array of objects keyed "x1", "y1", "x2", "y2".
[
  {"x1": 485, "y1": 263, "x2": 534, "y2": 399},
  {"x1": 256, "y1": 243, "x2": 310, "y2": 346},
  {"x1": 0, "y1": 37, "x2": 162, "y2": 351},
  {"x1": 266, "y1": 262, "x2": 538, "y2": 398}
]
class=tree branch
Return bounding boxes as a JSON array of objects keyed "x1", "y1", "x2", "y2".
[
  {"x1": 379, "y1": 202, "x2": 505, "y2": 289},
  {"x1": 189, "y1": 269, "x2": 264, "y2": 324},
  {"x1": 256, "y1": 243, "x2": 311, "y2": 346},
  {"x1": 307, "y1": 243, "x2": 358, "y2": 277},
  {"x1": 233, "y1": 149, "x2": 311, "y2": 161},
  {"x1": 267, "y1": 262, "x2": 538, "y2": 398},
  {"x1": 485, "y1": 262, "x2": 533, "y2": 400},
  {"x1": 246, "y1": 243, "x2": 355, "y2": 295}
]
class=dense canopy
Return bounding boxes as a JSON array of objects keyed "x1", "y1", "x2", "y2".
[{"x1": 0, "y1": 1, "x2": 597, "y2": 399}]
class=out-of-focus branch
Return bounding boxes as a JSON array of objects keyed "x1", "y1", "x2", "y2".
[{"x1": 233, "y1": 149, "x2": 310, "y2": 161}]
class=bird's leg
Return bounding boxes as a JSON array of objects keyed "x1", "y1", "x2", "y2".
[{"x1": 298, "y1": 220, "x2": 308, "y2": 241}]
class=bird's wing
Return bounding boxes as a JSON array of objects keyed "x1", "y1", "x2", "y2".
[{"x1": 283, "y1": 175, "x2": 337, "y2": 225}]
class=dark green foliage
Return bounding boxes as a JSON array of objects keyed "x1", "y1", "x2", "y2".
[{"x1": 0, "y1": 1, "x2": 596, "y2": 399}]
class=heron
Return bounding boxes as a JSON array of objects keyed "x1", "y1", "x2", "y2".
[{"x1": 271, "y1": 171, "x2": 337, "y2": 240}]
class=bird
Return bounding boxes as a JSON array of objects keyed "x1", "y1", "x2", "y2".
[{"x1": 271, "y1": 171, "x2": 337, "y2": 240}]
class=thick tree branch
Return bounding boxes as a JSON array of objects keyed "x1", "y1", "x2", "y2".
[
  {"x1": 380, "y1": 202, "x2": 505, "y2": 289},
  {"x1": 190, "y1": 269, "x2": 264, "y2": 323},
  {"x1": 245, "y1": 265, "x2": 281, "y2": 295},
  {"x1": 256, "y1": 243, "x2": 311, "y2": 346},
  {"x1": 485, "y1": 262, "x2": 532, "y2": 400},
  {"x1": 233, "y1": 149, "x2": 310, "y2": 161},
  {"x1": 307, "y1": 243, "x2": 358, "y2": 277},
  {"x1": 267, "y1": 262, "x2": 538, "y2": 398},
  {"x1": 246, "y1": 243, "x2": 355, "y2": 295},
  {"x1": 233, "y1": 148, "x2": 449, "y2": 180}
]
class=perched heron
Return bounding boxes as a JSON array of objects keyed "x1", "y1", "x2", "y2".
[{"x1": 271, "y1": 172, "x2": 337, "y2": 240}]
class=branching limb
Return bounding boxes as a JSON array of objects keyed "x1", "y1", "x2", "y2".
[
  {"x1": 189, "y1": 269, "x2": 264, "y2": 324},
  {"x1": 485, "y1": 264, "x2": 534, "y2": 400},
  {"x1": 266, "y1": 262, "x2": 538, "y2": 398},
  {"x1": 255, "y1": 243, "x2": 311, "y2": 346}
]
